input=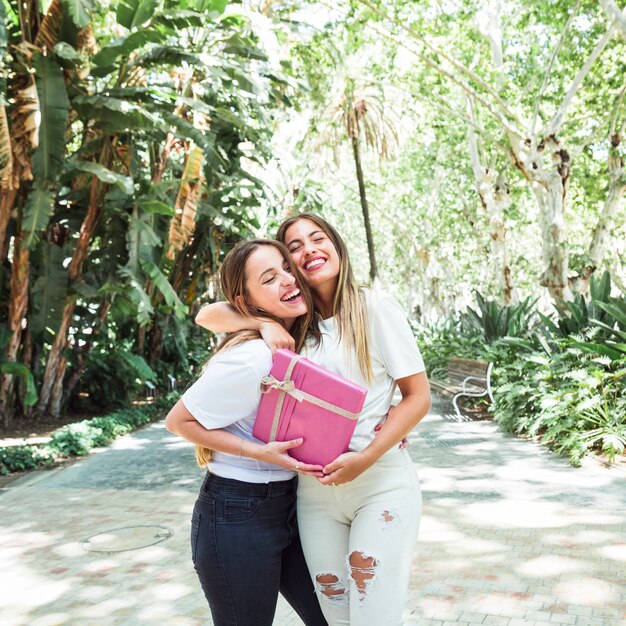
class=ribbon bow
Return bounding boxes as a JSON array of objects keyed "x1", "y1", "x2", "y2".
[{"x1": 261, "y1": 375, "x2": 305, "y2": 402}]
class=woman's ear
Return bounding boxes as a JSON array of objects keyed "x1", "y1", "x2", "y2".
[{"x1": 235, "y1": 295, "x2": 246, "y2": 310}]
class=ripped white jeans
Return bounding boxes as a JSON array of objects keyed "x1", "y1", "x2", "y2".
[{"x1": 297, "y1": 448, "x2": 421, "y2": 626}]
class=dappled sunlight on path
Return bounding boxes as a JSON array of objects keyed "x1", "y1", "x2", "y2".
[
  {"x1": 403, "y1": 395, "x2": 626, "y2": 625},
  {"x1": 1, "y1": 401, "x2": 625, "y2": 625}
]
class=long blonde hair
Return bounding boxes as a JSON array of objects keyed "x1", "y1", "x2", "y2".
[
  {"x1": 196, "y1": 239, "x2": 316, "y2": 467},
  {"x1": 276, "y1": 213, "x2": 373, "y2": 382}
]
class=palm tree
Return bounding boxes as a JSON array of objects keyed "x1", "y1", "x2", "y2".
[{"x1": 324, "y1": 71, "x2": 398, "y2": 282}]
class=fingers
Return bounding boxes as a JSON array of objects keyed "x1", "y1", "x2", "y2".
[
  {"x1": 294, "y1": 461, "x2": 324, "y2": 472},
  {"x1": 269, "y1": 339, "x2": 295, "y2": 354},
  {"x1": 317, "y1": 474, "x2": 335, "y2": 485},
  {"x1": 322, "y1": 461, "x2": 338, "y2": 475},
  {"x1": 280, "y1": 438, "x2": 304, "y2": 450}
]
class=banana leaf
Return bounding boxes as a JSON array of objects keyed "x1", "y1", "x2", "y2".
[
  {"x1": 0, "y1": 363, "x2": 37, "y2": 406},
  {"x1": 32, "y1": 54, "x2": 70, "y2": 183},
  {"x1": 61, "y1": 0, "x2": 95, "y2": 28},
  {"x1": 22, "y1": 187, "x2": 54, "y2": 249}
]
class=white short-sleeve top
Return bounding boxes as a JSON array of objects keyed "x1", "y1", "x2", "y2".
[
  {"x1": 181, "y1": 339, "x2": 295, "y2": 483},
  {"x1": 302, "y1": 287, "x2": 425, "y2": 452}
]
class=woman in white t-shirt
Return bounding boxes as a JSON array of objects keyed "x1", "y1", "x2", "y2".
[
  {"x1": 165, "y1": 239, "x2": 327, "y2": 626},
  {"x1": 196, "y1": 214, "x2": 431, "y2": 626}
]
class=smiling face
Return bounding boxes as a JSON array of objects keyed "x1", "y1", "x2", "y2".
[
  {"x1": 282, "y1": 218, "x2": 341, "y2": 293},
  {"x1": 243, "y1": 245, "x2": 307, "y2": 326}
]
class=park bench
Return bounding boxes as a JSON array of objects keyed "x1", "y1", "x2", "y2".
[{"x1": 429, "y1": 358, "x2": 494, "y2": 418}]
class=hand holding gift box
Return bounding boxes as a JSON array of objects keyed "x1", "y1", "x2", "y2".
[{"x1": 253, "y1": 349, "x2": 367, "y2": 467}]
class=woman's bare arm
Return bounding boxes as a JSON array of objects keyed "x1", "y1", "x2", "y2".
[
  {"x1": 195, "y1": 302, "x2": 295, "y2": 352},
  {"x1": 164, "y1": 400, "x2": 323, "y2": 475},
  {"x1": 318, "y1": 372, "x2": 431, "y2": 485}
]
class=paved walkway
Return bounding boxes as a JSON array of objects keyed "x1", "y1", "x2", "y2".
[{"x1": 1, "y1": 394, "x2": 625, "y2": 626}]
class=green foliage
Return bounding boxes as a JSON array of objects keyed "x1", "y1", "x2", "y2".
[
  {"x1": 413, "y1": 317, "x2": 485, "y2": 377},
  {"x1": 62, "y1": 0, "x2": 95, "y2": 28},
  {"x1": 419, "y1": 281, "x2": 626, "y2": 466},
  {"x1": 77, "y1": 349, "x2": 157, "y2": 410},
  {"x1": 21, "y1": 187, "x2": 55, "y2": 250},
  {"x1": 0, "y1": 399, "x2": 174, "y2": 475},
  {"x1": 49, "y1": 421, "x2": 104, "y2": 456},
  {"x1": 489, "y1": 339, "x2": 626, "y2": 466},
  {"x1": 460, "y1": 293, "x2": 538, "y2": 343},
  {"x1": 32, "y1": 53, "x2": 70, "y2": 183},
  {"x1": 0, "y1": 362, "x2": 37, "y2": 406},
  {"x1": 0, "y1": 445, "x2": 55, "y2": 475}
]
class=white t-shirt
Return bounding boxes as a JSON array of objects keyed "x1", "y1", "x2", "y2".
[
  {"x1": 181, "y1": 339, "x2": 295, "y2": 483},
  {"x1": 302, "y1": 288, "x2": 425, "y2": 452}
]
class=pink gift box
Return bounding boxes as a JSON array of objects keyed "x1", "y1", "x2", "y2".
[{"x1": 253, "y1": 349, "x2": 367, "y2": 466}]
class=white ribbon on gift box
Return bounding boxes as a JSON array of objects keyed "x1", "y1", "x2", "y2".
[{"x1": 260, "y1": 353, "x2": 360, "y2": 442}]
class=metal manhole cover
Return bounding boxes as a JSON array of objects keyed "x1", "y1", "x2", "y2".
[{"x1": 82, "y1": 525, "x2": 171, "y2": 553}]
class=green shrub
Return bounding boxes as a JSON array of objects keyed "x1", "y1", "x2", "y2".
[
  {"x1": 49, "y1": 421, "x2": 104, "y2": 456},
  {"x1": 488, "y1": 338, "x2": 626, "y2": 466},
  {"x1": 0, "y1": 445, "x2": 55, "y2": 475},
  {"x1": 75, "y1": 349, "x2": 157, "y2": 411},
  {"x1": 0, "y1": 397, "x2": 177, "y2": 475},
  {"x1": 416, "y1": 278, "x2": 626, "y2": 466},
  {"x1": 460, "y1": 292, "x2": 538, "y2": 343}
]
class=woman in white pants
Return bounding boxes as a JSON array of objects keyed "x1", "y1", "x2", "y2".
[{"x1": 197, "y1": 213, "x2": 431, "y2": 625}]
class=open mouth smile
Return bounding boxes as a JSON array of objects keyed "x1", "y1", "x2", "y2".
[
  {"x1": 281, "y1": 288, "x2": 302, "y2": 302},
  {"x1": 303, "y1": 257, "x2": 326, "y2": 271}
]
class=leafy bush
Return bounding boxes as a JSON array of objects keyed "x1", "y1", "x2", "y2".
[
  {"x1": 76, "y1": 348, "x2": 158, "y2": 411},
  {"x1": 460, "y1": 292, "x2": 538, "y2": 343},
  {"x1": 413, "y1": 317, "x2": 486, "y2": 377},
  {"x1": 0, "y1": 445, "x2": 55, "y2": 475},
  {"x1": 0, "y1": 396, "x2": 176, "y2": 475},
  {"x1": 417, "y1": 277, "x2": 626, "y2": 466},
  {"x1": 49, "y1": 422, "x2": 105, "y2": 456},
  {"x1": 487, "y1": 338, "x2": 626, "y2": 466}
]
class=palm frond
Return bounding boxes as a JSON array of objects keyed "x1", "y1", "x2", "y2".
[
  {"x1": 167, "y1": 144, "x2": 204, "y2": 259},
  {"x1": 34, "y1": 0, "x2": 63, "y2": 52},
  {"x1": 0, "y1": 106, "x2": 14, "y2": 189}
]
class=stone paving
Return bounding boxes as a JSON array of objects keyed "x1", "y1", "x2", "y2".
[{"x1": 1, "y1": 393, "x2": 625, "y2": 626}]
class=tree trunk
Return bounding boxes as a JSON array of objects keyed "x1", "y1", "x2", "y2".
[
  {"x1": 467, "y1": 114, "x2": 513, "y2": 303},
  {"x1": 0, "y1": 190, "x2": 17, "y2": 264},
  {"x1": 508, "y1": 133, "x2": 572, "y2": 300},
  {"x1": 49, "y1": 354, "x2": 67, "y2": 418},
  {"x1": 37, "y1": 174, "x2": 106, "y2": 415},
  {"x1": 0, "y1": 238, "x2": 30, "y2": 426},
  {"x1": 62, "y1": 300, "x2": 111, "y2": 406},
  {"x1": 573, "y1": 138, "x2": 626, "y2": 293},
  {"x1": 350, "y1": 135, "x2": 378, "y2": 282},
  {"x1": 599, "y1": 0, "x2": 626, "y2": 39},
  {"x1": 37, "y1": 299, "x2": 74, "y2": 414}
]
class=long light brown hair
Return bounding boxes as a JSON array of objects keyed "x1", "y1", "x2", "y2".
[
  {"x1": 196, "y1": 239, "x2": 316, "y2": 467},
  {"x1": 276, "y1": 213, "x2": 373, "y2": 382}
]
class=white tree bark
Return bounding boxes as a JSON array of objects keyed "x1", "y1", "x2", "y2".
[
  {"x1": 467, "y1": 106, "x2": 513, "y2": 303},
  {"x1": 572, "y1": 140, "x2": 626, "y2": 293},
  {"x1": 600, "y1": 0, "x2": 626, "y2": 39},
  {"x1": 508, "y1": 133, "x2": 571, "y2": 299}
]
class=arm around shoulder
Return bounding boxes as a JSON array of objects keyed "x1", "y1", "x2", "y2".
[
  {"x1": 194, "y1": 302, "x2": 294, "y2": 352},
  {"x1": 195, "y1": 301, "x2": 250, "y2": 332}
]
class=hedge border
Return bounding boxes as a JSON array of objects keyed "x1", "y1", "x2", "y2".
[{"x1": 0, "y1": 395, "x2": 178, "y2": 476}]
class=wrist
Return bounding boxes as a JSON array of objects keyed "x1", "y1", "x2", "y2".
[
  {"x1": 241, "y1": 439, "x2": 263, "y2": 461},
  {"x1": 258, "y1": 319, "x2": 281, "y2": 332},
  {"x1": 359, "y1": 445, "x2": 382, "y2": 467}
]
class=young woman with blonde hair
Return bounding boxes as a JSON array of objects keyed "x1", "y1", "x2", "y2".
[
  {"x1": 165, "y1": 239, "x2": 327, "y2": 626},
  {"x1": 196, "y1": 214, "x2": 430, "y2": 626}
]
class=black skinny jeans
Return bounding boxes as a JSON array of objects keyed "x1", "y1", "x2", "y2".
[{"x1": 191, "y1": 472, "x2": 327, "y2": 626}]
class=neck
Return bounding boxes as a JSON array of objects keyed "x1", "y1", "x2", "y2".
[{"x1": 312, "y1": 280, "x2": 337, "y2": 319}]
